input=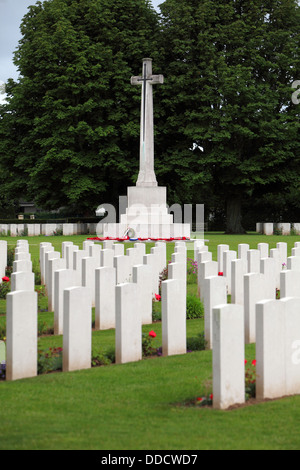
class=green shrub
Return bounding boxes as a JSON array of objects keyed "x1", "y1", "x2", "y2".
[
  {"x1": 0, "y1": 281, "x2": 10, "y2": 300},
  {"x1": 105, "y1": 347, "x2": 115, "y2": 364},
  {"x1": 0, "y1": 362, "x2": 6, "y2": 380},
  {"x1": 6, "y1": 246, "x2": 15, "y2": 269},
  {"x1": 245, "y1": 360, "x2": 257, "y2": 400},
  {"x1": 92, "y1": 352, "x2": 112, "y2": 367},
  {"x1": 142, "y1": 331, "x2": 157, "y2": 357},
  {"x1": 37, "y1": 347, "x2": 63, "y2": 374},
  {"x1": 53, "y1": 228, "x2": 63, "y2": 236},
  {"x1": 186, "y1": 295, "x2": 204, "y2": 319},
  {"x1": 158, "y1": 265, "x2": 168, "y2": 294},
  {"x1": 20, "y1": 227, "x2": 28, "y2": 237},
  {"x1": 0, "y1": 324, "x2": 6, "y2": 341},
  {"x1": 38, "y1": 319, "x2": 54, "y2": 336},
  {"x1": 32, "y1": 260, "x2": 41, "y2": 286},
  {"x1": 92, "y1": 347, "x2": 115, "y2": 366},
  {"x1": 187, "y1": 332, "x2": 206, "y2": 351},
  {"x1": 152, "y1": 301, "x2": 162, "y2": 322},
  {"x1": 187, "y1": 258, "x2": 198, "y2": 284}
]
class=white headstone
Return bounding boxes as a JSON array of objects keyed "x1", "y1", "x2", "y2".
[
  {"x1": 101, "y1": 249, "x2": 114, "y2": 268},
  {"x1": 212, "y1": 304, "x2": 245, "y2": 410},
  {"x1": 65, "y1": 244, "x2": 79, "y2": 270},
  {"x1": 198, "y1": 251, "x2": 212, "y2": 263},
  {"x1": 83, "y1": 240, "x2": 94, "y2": 251},
  {"x1": 263, "y1": 223, "x2": 273, "y2": 235},
  {"x1": 114, "y1": 255, "x2": 132, "y2": 284},
  {"x1": 6, "y1": 290, "x2": 38, "y2": 381},
  {"x1": 39, "y1": 243, "x2": 53, "y2": 285},
  {"x1": 133, "y1": 264, "x2": 153, "y2": 325},
  {"x1": 134, "y1": 242, "x2": 146, "y2": 257},
  {"x1": 194, "y1": 240, "x2": 207, "y2": 261},
  {"x1": 256, "y1": 297, "x2": 300, "y2": 400},
  {"x1": 247, "y1": 249, "x2": 260, "y2": 274},
  {"x1": 270, "y1": 248, "x2": 282, "y2": 289},
  {"x1": 291, "y1": 247, "x2": 300, "y2": 257},
  {"x1": 73, "y1": 250, "x2": 89, "y2": 285},
  {"x1": 54, "y1": 269, "x2": 79, "y2": 335},
  {"x1": 89, "y1": 243, "x2": 102, "y2": 261},
  {"x1": 143, "y1": 253, "x2": 160, "y2": 297},
  {"x1": 277, "y1": 223, "x2": 291, "y2": 236},
  {"x1": 217, "y1": 245, "x2": 229, "y2": 273},
  {"x1": 115, "y1": 282, "x2": 141, "y2": 364},
  {"x1": 61, "y1": 241, "x2": 73, "y2": 258},
  {"x1": 238, "y1": 244, "x2": 249, "y2": 260},
  {"x1": 258, "y1": 243, "x2": 269, "y2": 259},
  {"x1": 103, "y1": 240, "x2": 114, "y2": 249},
  {"x1": 244, "y1": 272, "x2": 267, "y2": 344},
  {"x1": 231, "y1": 258, "x2": 247, "y2": 305},
  {"x1": 280, "y1": 270, "x2": 300, "y2": 298},
  {"x1": 44, "y1": 251, "x2": 60, "y2": 293},
  {"x1": 223, "y1": 250, "x2": 237, "y2": 295},
  {"x1": 203, "y1": 275, "x2": 227, "y2": 349},
  {"x1": 155, "y1": 241, "x2": 167, "y2": 273},
  {"x1": 127, "y1": 247, "x2": 143, "y2": 269},
  {"x1": 287, "y1": 256, "x2": 300, "y2": 271},
  {"x1": 13, "y1": 260, "x2": 32, "y2": 273},
  {"x1": 171, "y1": 250, "x2": 186, "y2": 265},
  {"x1": 82, "y1": 256, "x2": 101, "y2": 307},
  {"x1": 161, "y1": 279, "x2": 186, "y2": 357},
  {"x1": 112, "y1": 243, "x2": 124, "y2": 257},
  {"x1": 15, "y1": 246, "x2": 29, "y2": 255},
  {"x1": 63, "y1": 287, "x2": 92, "y2": 372},
  {"x1": 260, "y1": 257, "x2": 277, "y2": 300},
  {"x1": 198, "y1": 260, "x2": 218, "y2": 301},
  {"x1": 277, "y1": 242, "x2": 288, "y2": 266},
  {"x1": 63, "y1": 224, "x2": 74, "y2": 236},
  {"x1": 15, "y1": 252, "x2": 31, "y2": 262},
  {"x1": 95, "y1": 266, "x2": 116, "y2": 330},
  {"x1": 0, "y1": 241, "x2": 7, "y2": 278},
  {"x1": 11, "y1": 271, "x2": 35, "y2": 292},
  {"x1": 48, "y1": 257, "x2": 67, "y2": 312}
]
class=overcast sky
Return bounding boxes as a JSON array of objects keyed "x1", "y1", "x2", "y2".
[{"x1": 0, "y1": 0, "x2": 161, "y2": 102}]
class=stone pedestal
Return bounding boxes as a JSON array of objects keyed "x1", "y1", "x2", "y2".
[{"x1": 101, "y1": 186, "x2": 190, "y2": 239}]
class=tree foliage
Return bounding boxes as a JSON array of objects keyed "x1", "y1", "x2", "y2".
[
  {"x1": 157, "y1": 0, "x2": 300, "y2": 232},
  {"x1": 0, "y1": 0, "x2": 299, "y2": 230},
  {"x1": 0, "y1": 0, "x2": 160, "y2": 214}
]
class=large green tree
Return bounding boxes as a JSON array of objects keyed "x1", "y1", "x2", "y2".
[
  {"x1": 157, "y1": 0, "x2": 300, "y2": 232},
  {"x1": 0, "y1": 0, "x2": 160, "y2": 215}
]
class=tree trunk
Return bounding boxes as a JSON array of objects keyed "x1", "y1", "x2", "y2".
[{"x1": 225, "y1": 196, "x2": 246, "y2": 234}]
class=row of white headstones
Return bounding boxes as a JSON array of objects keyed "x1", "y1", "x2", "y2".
[
  {"x1": 2, "y1": 238, "x2": 300, "y2": 411},
  {"x1": 195, "y1": 240, "x2": 300, "y2": 409},
  {"x1": 0, "y1": 239, "x2": 187, "y2": 382}
]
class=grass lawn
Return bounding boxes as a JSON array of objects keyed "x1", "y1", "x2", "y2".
[{"x1": 0, "y1": 232, "x2": 300, "y2": 450}]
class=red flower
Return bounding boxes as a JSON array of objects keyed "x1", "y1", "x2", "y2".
[
  {"x1": 245, "y1": 360, "x2": 248, "y2": 365},
  {"x1": 218, "y1": 272, "x2": 223, "y2": 276},
  {"x1": 196, "y1": 397, "x2": 203, "y2": 402},
  {"x1": 2, "y1": 276, "x2": 9, "y2": 282},
  {"x1": 252, "y1": 360, "x2": 257, "y2": 367},
  {"x1": 209, "y1": 394, "x2": 213, "y2": 400},
  {"x1": 155, "y1": 294, "x2": 161, "y2": 301},
  {"x1": 149, "y1": 330, "x2": 157, "y2": 338}
]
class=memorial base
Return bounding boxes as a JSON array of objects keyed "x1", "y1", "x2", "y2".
[{"x1": 97, "y1": 186, "x2": 191, "y2": 240}]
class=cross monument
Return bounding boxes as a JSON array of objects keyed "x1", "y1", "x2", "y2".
[
  {"x1": 131, "y1": 58, "x2": 164, "y2": 187},
  {"x1": 97, "y1": 58, "x2": 190, "y2": 240}
]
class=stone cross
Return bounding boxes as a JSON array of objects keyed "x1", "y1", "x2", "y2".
[{"x1": 131, "y1": 58, "x2": 164, "y2": 187}]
